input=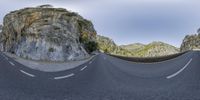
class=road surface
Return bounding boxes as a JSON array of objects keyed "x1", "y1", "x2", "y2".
[{"x1": 0, "y1": 51, "x2": 199, "y2": 100}]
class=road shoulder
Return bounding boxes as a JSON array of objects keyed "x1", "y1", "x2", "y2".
[{"x1": 4, "y1": 52, "x2": 94, "y2": 72}]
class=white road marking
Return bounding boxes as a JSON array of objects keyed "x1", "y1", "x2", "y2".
[
  {"x1": 89, "y1": 61, "x2": 92, "y2": 64},
  {"x1": 104, "y1": 57, "x2": 106, "y2": 60},
  {"x1": 54, "y1": 73, "x2": 74, "y2": 80},
  {"x1": 9, "y1": 61, "x2": 15, "y2": 66},
  {"x1": 80, "y1": 66, "x2": 87, "y2": 71},
  {"x1": 166, "y1": 58, "x2": 193, "y2": 79},
  {"x1": 20, "y1": 70, "x2": 35, "y2": 77}
]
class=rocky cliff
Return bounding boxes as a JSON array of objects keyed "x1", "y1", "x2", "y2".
[
  {"x1": 97, "y1": 35, "x2": 179, "y2": 57},
  {"x1": 0, "y1": 25, "x2": 2, "y2": 32},
  {"x1": 0, "y1": 5, "x2": 97, "y2": 61},
  {"x1": 180, "y1": 34, "x2": 200, "y2": 52}
]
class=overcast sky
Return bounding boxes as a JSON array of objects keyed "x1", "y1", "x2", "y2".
[{"x1": 1, "y1": 0, "x2": 200, "y2": 47}]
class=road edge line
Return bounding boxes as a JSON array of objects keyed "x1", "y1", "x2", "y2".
[{"x1": 166, "y1": 58, "x2": 192, "y2": 79}]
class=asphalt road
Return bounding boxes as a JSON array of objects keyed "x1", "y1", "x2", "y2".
[{"x1": 0, "y1": 51, "x2": 199, "y2": 100}]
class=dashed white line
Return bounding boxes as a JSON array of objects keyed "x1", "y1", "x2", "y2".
[
  {"x1": 80, "y1": 66, "x2": 87, "y2": 71},
  {"x1": 166, "y1": 58, "x2": 193, "y2": 79},
  {"x1": 54, "y1": 73, "x2": 74, "y2": 80},
  {"x1": 104, "y1": 57, "x2": 106, "y2": 60},
  {"x1": 9, "y1": 61, "x2": 15, "y2": 66},
  {"x1": 89, "y1": 61, "x2": 92, "y2": 64},
  {"x1": 20, "y1": 70, "x2": 35, "y2": 77}
]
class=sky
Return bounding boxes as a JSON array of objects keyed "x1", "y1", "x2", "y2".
[{"x1": 1, "y1": 0, "x2": 200, "y2": 47}]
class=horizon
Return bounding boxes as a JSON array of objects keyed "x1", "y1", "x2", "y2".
[{"x1": 1, "y1": 0, "x2": 200, "y2": 47}]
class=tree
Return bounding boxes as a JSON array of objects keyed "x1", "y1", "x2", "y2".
[
  {"x1": 37, "y1": 4, "x2": 53, "y2": 8},
  {"x1": 85, "y1": 41, "x2": 98, "y2": 53},
  {"x1": 197, "y1": 28, "x2": 200, "y2": 34}
]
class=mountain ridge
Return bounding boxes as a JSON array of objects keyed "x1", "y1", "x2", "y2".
[{"x1": 97, "y1": 35, "x2": 179, "y2": 57}]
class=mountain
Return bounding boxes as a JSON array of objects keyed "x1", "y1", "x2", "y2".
[
  {"x1": 180, "y1": 33, "x2": 200, "y2": 52},
  {"x1": 96, "y1": 35, "x2": 134, "y2": 56},
  {"x1": 128, "y1": 42, "x2": 179, "y2": 57},
  {"x1": 0, "y1": 5, "x2": 97, "y2": 61},
  {"x1": 120, "y1": 43, "x2": 145, "y2": 52},
  {"x1": 97, "y1": 35, "x2": 179, "y2": 57}
]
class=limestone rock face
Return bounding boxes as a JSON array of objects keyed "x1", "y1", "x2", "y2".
[
  {"x1": 180, "y1": 34, "x2": 200, "y2": 52},
  {"x1": 1, "y1": 6, "x2": 96, "y2": 61},
  {"x1": 0, "y1": 25, "x2": 2, "y2": 32}
]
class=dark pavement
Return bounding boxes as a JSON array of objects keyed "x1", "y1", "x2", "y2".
[{"x1": 0, "y1": 51, "x2": 199, "y2": 100}]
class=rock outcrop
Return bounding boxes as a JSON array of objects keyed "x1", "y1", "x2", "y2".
[
  {"x1": 0, "y1": 5, "x2": 97, "y2": 61},
  {"x1": 0, "y1": 25, "x2": 2, "y2": 32},
  {"x1": 180, "y1": 34, "x2": 200, "y2": 52}
]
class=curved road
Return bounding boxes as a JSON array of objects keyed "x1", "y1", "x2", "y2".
[{"x1": 0, "y1": 51, "x2": 199, "y2": 100}]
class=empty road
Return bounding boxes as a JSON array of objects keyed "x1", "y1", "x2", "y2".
[{"x1": 0, "y1": 51, "x2": 199, "y2": 100}]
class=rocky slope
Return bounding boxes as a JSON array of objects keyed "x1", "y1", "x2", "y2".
[
  {"x1": 97, "y1": 35, "x2": 179, "y2": 57},
  {"x1": 180, "y1": 34, "x2": 200, "y2": 52},
  {"x1": 120, "y1": 43, "x2": 145, "y2": 51},
  {"x1": 96, "y1": 35, "x2": 133, "y2": 56},
  {"x1": 120, "y1": 43, "x2": 145, "y2": 53},
  {"x1": 0, "y1": 5, "x2": 97, "y2": 61},
  {"x1": 0, "y1": 25, "x2": 2, "y2": 32},
  {"x1": 128, "y1": 42, "x2": 179, "y2": 57}
]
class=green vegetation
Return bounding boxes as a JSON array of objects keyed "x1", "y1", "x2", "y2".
[
  {"x1": 48, "y1": 47, "x2": 55, "y2": 52},
  {"x1": 79, "y1": 31, "x2": 89, "y2": 43},
  {"x1": 79, "y1": 32, "x2": 98, "y2": 53},
  {"x1": 97, "y1": 35, "x2": 179, "y2": 57},
  {"x1": 85, "y1": 41, "x2": 98, "y2": 53},
  {"x1": 96, "y1": 35, "x2": 133, "y2": 56}
]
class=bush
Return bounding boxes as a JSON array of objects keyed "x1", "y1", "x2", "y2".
[
  {"x1": 85, "y1": 41, "x2": 98, "y2": 53},
  {"x1": 79, "y1": 31, "x2": 89, "y2": 43},
  {"x1": 48, "y1": 47, "x2": 55, "y2": 52}
]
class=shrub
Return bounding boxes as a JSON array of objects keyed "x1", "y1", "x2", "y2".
[
  {"x1": 85, "y1": 41, "x2": 98, "y2": 53},
  {"x1": 79, "y1": 31, "x2": 89, "y2": 43},
  {"x1": 48, "y1": 47, "x2": 55, "y2": 52}
]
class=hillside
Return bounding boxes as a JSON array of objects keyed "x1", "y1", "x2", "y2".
[
  {"x1": 96, "y1": 35, "x2": 134, "y2": 56},
  {"x1": 120, "y1": 43, "x2": 145, "y2": 51},
  {"x1": 128, "y1": 42, "x2": 179, "y2": 57},
  {"x1": 97, "y1": 35, "x2": 179, "y2": 57},
  {"x1": 120, "y1": 43, "x2": 145, "y2": 54}
]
